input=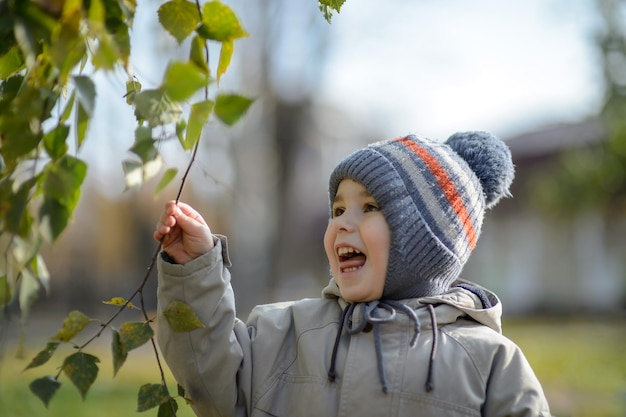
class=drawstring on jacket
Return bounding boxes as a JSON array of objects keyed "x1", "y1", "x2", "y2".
[
  {"x1": 327, "y1": 300, "x2": 439, "y2": 393},
  {"x1": 425, "y1": 304, "x2": 438, "y2": 392}
]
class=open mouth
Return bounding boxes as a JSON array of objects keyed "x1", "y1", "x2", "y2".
[{"x1": 337, "y1": 246, "x2": 367, "y2": 273}]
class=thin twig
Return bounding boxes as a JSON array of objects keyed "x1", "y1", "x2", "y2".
[{"x1": 55, "y1": 4, "x2": 212, "y2": 415}]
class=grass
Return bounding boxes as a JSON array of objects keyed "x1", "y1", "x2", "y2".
[
  {"x1": 503, "y1": 316, "x2": 626, "y2": 417},
  {"x1": 0, "y1": 316, "x2": 197, "y2": 417},
  {"x1": 1, "y1": 315, "x2": 624, "y2": 417}
]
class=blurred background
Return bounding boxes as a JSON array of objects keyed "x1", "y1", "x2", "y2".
[{"x1": 1, "y1": 0, "x2": 625, "y2": 416}]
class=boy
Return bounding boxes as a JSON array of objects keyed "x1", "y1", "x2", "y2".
[{"x1": 154, "y1": 131, "x2": 552, "y2": 417}]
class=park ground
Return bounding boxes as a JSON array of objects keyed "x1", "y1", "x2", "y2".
[{"x1": 0, "y1": 313, "x2": 624, "y2": 417}]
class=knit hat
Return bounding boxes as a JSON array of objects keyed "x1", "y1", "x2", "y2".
[{"x1": 328, "y1": 131, "x2": 514, "y2": 300}]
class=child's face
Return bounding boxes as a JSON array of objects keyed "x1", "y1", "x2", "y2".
[{"x1": 324, "y1": 179, "x2": 391, "y2": 302}]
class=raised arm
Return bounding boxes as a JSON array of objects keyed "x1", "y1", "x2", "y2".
[{"x1": 154, "y1": 201, "x2": 251, "y2": 417}]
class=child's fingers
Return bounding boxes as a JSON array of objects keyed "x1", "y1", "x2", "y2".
[
  {"x1": 153, "y1": 201, "x2": 178, "y2": 242},
  {"x1": 153, "y1": 230, "x2": 165, "y2": 242},
  {"x1": 176, "y1": 202, "x2": 208, "y2": 227},
  {"x1": 153, "y1": 200, "x2": 214, "y2": 256},
  {"x1": 153, "y1": 223, "x2": 171, "y2": 240}
]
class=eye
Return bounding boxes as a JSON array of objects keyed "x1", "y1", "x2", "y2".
[
  {"x1": 364, "y1": 202, "x2": 380, "y2": 212},
  {"x1": 332, "y1": 206, "x2": 345, "y2": 217}
]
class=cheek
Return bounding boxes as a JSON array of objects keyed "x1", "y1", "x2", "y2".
[
  {"x1": 368, "y1": 223, "x2": 391, "y2": 271},
  {"x1": 323, "y1": 224, "x2": 336, "y2": 265}
]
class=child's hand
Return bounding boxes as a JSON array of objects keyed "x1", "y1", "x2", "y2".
[{"x1": 154, "y1": 201, "x2": 214, "y2": 264}]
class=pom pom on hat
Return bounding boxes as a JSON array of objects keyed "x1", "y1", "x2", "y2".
[
  {"x1": 328, "y1": 131, "x2": 514, "y2": 300},
  {"x1": 446, "y1": 131, "x2": 515, "y2": 209}
]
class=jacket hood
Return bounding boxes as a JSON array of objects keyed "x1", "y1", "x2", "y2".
[{"x1": 321, "y1": 277, "x2": 502, "y2": 334}]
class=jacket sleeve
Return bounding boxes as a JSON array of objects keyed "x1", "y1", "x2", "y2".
[
  {"x1": 156, "y1": 236, "x2": 253, "y2": 417},
  {"x1": 482, "y1": 341, "x2": 552, "y2": 417}
]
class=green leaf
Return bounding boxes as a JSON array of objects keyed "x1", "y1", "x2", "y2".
[
  {"x1": 4, "y1": 176, "x2": 39, "y2": 237},
  {"x1": 217, "y1": 40, "x2": 233, "y2": 84},
  {"x1": 119, "y1": 0, "x2": 137, "y2": 21},
  {"x1": 158, "y1": 398, "x2": 179, "y2": 417},
  {"x1": 155, "y1": 168, "x2": 178, "y2": 197},
  {"x1": 92, "y1": 32, "x2": 119, "y2": 70},
  {"x1": 318, "y1": 0, "x2": 345, "y2": 23},
  {"x1": 143, "y1": 157, "x2": 163, "y2": 182},
  {"x1": 119, "y1": 321, "x2": 154, "y2": 352},
  {"x1": 130, "y1": 127, "x2": 158, "y2": 163},
  {"x1": 88, "y1": 0, "x2": 105, "y2": 31},
  {"x1": 31, "y1": 254, "x2": 50, "y2": 295},
  {"x1": 158, "y1": 0, "x2": 200, "y2": 44},
  {"x1": 60, "y1": 92, "x2": 76, "y2": 124},
  {"x1": 24, "y1": 342, "x2": 61, "y2": 370},
  {"x1": 319, "y1": 0, "x2": 346, "y2": 10},
  {"x1": 75, "y1": 101, "x2": 89, "y2": 149},
  {"x1": 214, "y1": 94, "x2": 253, "y2": 126},
  {"x1": 50, "y1": 6, "x2": 86, "y2": 84},
  {"x1": 43, "y1": 124, "x2": 70, "y2": 160},
  {"x1": 7, "y1": 233, "x2": 40, "y2": 268},
  {"x1": 51, "y1": 310, "x2": 91, "y2": 342},
  {"x1": 198, "y1": 1, "x2": 248, "y2": 42},
  {"x1": 113, "y1": 21, "x2": 132, "y2": 64},
  {"x1": 189, "y1": 35, "x2": 209, "y2": 75},
  {"x1": 73, "y1": 76, "x2": 96, "y2": 117},
  {"x1": 184, "y1": 100, "x2": 213, "y2": 150},
  {"x1": 122, "y1": 156, "x2": 164, "y2": 189},
  {"x1": 123, "y1": 159, "x2": 143, "y2": 189},
  {"x1": 39, "y1": 197, "x2": 71, "y2": 242},
  {"x1": 162, "y1": 61, "x2": 208, "y2": 102},
  {"x1": 137, "y1": 383, "x2": 169, "y2": 412},
  {"x1": 0, "y1": 45, "x2": 25, "y2": 78},
  {"x1": 19, "y1": 269, "x2": 41, "y2": 320},
  {"x1": 111, "y1": 330, "x2": 128, "y2": 376},
  {"x1": 62, "y1": 352, "x2": 100, "y2": 400},
  {"x1": 163, "y1": 300, "x2": 206, "y2": 332},
  {"x1": 29, "y1": 376, "x2": 61, "y2": 408},
  {"x1": 175, "y1": 120, "x2": 187, "y2": 144},
  {"x1": 134, "y1": 89, "x2": 183, "y2": 127},
  {"x1": 0, "y1": 79, "x2": 44, "y2": 159},
  {"x1": 42, "y1": 155, "x2": 87, "y2": 206},
  {"x1": 125, "y1": 79, "x2": 142, "y2": 105},
  {"x1": 40, "y1": 156, "x2": 87, "y2": 239}
]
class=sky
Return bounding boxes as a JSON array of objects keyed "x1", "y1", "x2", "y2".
[
  {"x1": 315, "y1": 0, "x2": 604, "y2": 140},
  {"x1": 84, "y1": 0, "x2": 606, "y2": 188}
]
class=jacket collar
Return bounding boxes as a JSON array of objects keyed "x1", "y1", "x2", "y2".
[{"x1": 321, "y1": 278, "x2": 502, "y2": 333}]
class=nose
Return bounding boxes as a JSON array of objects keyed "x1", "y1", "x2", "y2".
[{"x1": 335, "y1": 210, "x2": 356, "y2": 232}]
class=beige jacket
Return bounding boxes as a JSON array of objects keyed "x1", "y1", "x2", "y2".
[{"x1": 157, "y1": 237, "x2": 551, "y2": 417}]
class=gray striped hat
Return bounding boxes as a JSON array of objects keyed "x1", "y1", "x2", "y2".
[{"x1": 328, "y1": 131, "x2": 514, "y2": 300}]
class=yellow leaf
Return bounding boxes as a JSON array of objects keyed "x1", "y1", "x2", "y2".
[
  {"x1": 102, "y1": 297, "x2": 135, "y2": 309},
  {"x1": 217, "y1": 40, "x2": 233, "y2": 85}
]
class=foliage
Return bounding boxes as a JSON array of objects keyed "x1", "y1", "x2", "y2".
[
  {"x1": 0, "y1": 0, "x2": 250, "y2": 323},
  {"x1": 0, "y1": 0, "x2": 343, "y2": 414},
  {"x1": 23, "y1": 302, "x2": 203, "y2": 413},
  {"x1": 529, "y1": 0, "x2": 626, "y2": 218},
  {"x1": 318, "y1": 0, "x2": 346, "y2": 22}
]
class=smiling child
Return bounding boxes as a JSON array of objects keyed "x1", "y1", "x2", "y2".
[{"x1": 154, "y1": 131, "x2": 552, "y2": 417}]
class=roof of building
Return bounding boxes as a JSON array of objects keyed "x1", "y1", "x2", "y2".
[{"x1": 505, "y1": 118, "x2": 607, "y2": 160}]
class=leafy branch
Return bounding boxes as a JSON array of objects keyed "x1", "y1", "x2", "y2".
[
  {"x1": 2, "y1": 0, "x2": 251, "y2": 414},
  {"x1": 1, "y1": 0, "x2": 344, "y2": 414}
]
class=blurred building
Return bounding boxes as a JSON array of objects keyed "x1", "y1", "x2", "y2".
[{"x1": 464, "y1": 119, "x2": 626, "y2": 314}]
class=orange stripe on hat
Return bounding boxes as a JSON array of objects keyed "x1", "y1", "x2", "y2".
[{"x1": 397, "y1": 137, "x2": 478, "y2": 250}]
